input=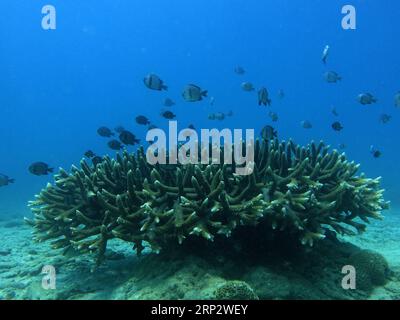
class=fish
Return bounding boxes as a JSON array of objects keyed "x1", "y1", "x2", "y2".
[
  {"x1": 163, "y1": 98, "x2": 176, "y2": 107},
  {"x1": 136, "y1": 115, "x2": 151, "y2": 125},
  {"x1": 332, "y1": 121, "x2": 344, "y2": 131},
  {"x1": 114, "y1": 126, "x2": 125, "y2": 134},
  {"x1": 258, "y1": 87, "x2": 272, "y2": 106},
  {"x1": 97, "y1": 126, "x2": 114, "y2": 137},
  {"x1": 322, "y1": 45, "x2": 330, "y2": 65},
  {"x1": 394, "y1": 92, "x2": 400, "y2": 107},
  {"x1": 358, "y1": 93, "x2": 377, "y2": 105},
  {"x1": 301, "y1": 121, "x2": 313, "y2": 129},
  {"x1": 188, "y1": 124, "x2": 196, "y2": 130},
  {"x1": 92, "y1": 156, "x2": 103, "y2": 167},
  {"x1": 29, "y1": 162, "x2": 54, "y2": 176},
  {"x1": 370, "y1": 146, "x2": 382, "y2": 158},
  {"x1": 182, "y1": 84, "x2": 208, "y2": 102},
  {"x1": 161, "y1": 110, "x2": 176, "y2": 119},
  {"x1": 208, "y1": 113, "x2": 225, "y2": 121},
  {"x1": 278, "y1": 89, "x2": 285, "y2": 99},
  {"x1": 119, "y1": 130, "x2": 140, "y2": 146},
  {"x1": 241, "y1": 82, "x2": 255, "y2": 92},
  {"x1": 380, "y1": 114, "x2": 392, "y2": 124},
  {"x1": 234, "y1": 66, "x2": 246, "y2": 75},
  {"x1": 268, "y1": 111, "x2": 278, "y2": 122},
  {"x1": 0, "y1": 174, "x2": 14, "y2": 187},
  {"x1": 331, "y1": 107, "x2": 339, "y2": 117},
  {"x1": 261, "y1": 125, "x2": 277, "y2": 140},
  {"x1": 107, "y1": 140, "x2": 123, "y2": 150},
  {"x1": 143, "y1": 73, "x2": 168, "y2": 91},
  {"x1": 324, "y1": 71, "x2": 342, "y2": 83},
  {"x1": 84, "y1": 150, "x2": 96, "y2": 158}
]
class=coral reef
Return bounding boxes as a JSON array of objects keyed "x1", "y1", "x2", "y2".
[
  {"x1": 214, "y1": 281, "x2": 259, "y2": 300},
  {"x1": 26, "y1": 139, "x2": 389, "y2": 265},
  {"x1": 348, "y1": 250, "x2": 390, "y2": 291}
]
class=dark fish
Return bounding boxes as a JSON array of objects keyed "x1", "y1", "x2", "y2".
[
  {"x1": 261, "y1": 125, "x2": 277, "y2": 141},
  {"x1": 268, "y1": 111, "x2": 278, "y2": 122},
  {"x1": 114, "y1": 126, "x2": 125, "y2": 134},
  {"x1": 258, "y1": 87, "x2": 271, "y2": 106},
  {"x1": 107, "y1": 140, "x2": 123, "y2": 150},
  {"x1": 234, "y1": 66, "x2": 246, "y2": 75},
  {"x1": 92, "y1": 156, "x2": 103, "y2": 167},
  {"x1": 136, "y1": 115, "x2": 150, "y2": 125},
  {"x1": 163, "y1": 98, "x2": 175, "y2": 107},
  {"x1": 119, "y1": 130, "x2": 140, "y2": 146},
  {"x1": 188, "y1": 124, "x2": 195, "y2": 130},
  {"x1": 324, "y1": 71, "x2": 342, "y2": 83},
  {"x1": 208, "y1": 113, "x2": 225, "y2": 121},
  {"x1": 84, "y1": 150, "x2": 96, "y2": 158},
  {"x1": 161, "y1": 111, "x2": 176, "y2": 119},
  {"x1": 241, "y1": 82, "x2": 254, "y2": 92},
  {"x1": 380, "y1": 114, "x2": 392, "y2": 124},
  {"x1": 182, "y1": 84, "x2": 208, "y2": 102},
  {"x1": 97, "y1": 126, "x2": 114, "y2": 137},
  {"x1": 370, "y1": 146, "x2": 382, "y2": 158},
  {"x1": 29, "y1": 162, "x2": 54, "y2": 176},
  {"x1": 0, "y1": 174, "x2": 14, "y2": 187},
  {"x1": 143, "y1": 73, "x2": 168, "y2": 91},
  {"x1": 332, "y1": 121, "x2": 344, "y2": 131},
  {"x1": 358, "y1": 93, "x2": 377, "y2": 105},
  {"x1": 301, "y1": 121, "x2": 313, "y2": 129}
]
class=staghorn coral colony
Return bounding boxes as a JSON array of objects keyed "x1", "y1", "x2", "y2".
[{"x1": 26, "y1": 139, "x2": 389, "y2": 265}]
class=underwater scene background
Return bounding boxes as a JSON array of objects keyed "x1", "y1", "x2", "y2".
[{"x1": 0, "y1": 0, "x2": 399, "y2": 300}]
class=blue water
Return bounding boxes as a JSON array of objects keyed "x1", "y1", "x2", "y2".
[{"x1": 0, "y1": 0, "x2": 399, "y2": 216}]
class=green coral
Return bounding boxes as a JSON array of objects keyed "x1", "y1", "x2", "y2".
[
  {"x1": 26, "y1": 139, "x2": 389, "y2": 265},
  {"x1": 348, "y1": 249, "x2": 390, "y2": 291},
  {"x1": 214, "y1": 281, "x2": 259, "y2": 300}
]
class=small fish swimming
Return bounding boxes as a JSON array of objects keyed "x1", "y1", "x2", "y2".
[
  {"x1": 188, "y1": 124, "x2": 196, "y2": 130},
  {"x1": 358, "y1": 93, "x2": 377, "y2": 105},
  {"x1": 301, "y1": 121, "x2": 313, "y2": 129},
  {"x1": 261, "y1": 125, "x2": 277, "y2": 140},
  {"x1": 322, "y1": 45, "x2": 330, "y2": 65},
  {"x1": 394, "y1": 92, "x2": 400, "y2": 107},
  {"x1": 241, "y1": 82, "x2": 255, "y2": 92},
  {"x1": 370, "y1": 146, "x2": 382, "y2": 158},
  {"x1": 324, "y1": 71, "x2": 342, "y2": 83},
  {"x1": 84, "y1": 150, "x2": 96, "y2": 158},
  {"x1": 29, "y1": 162, "x2": 54, "y2": 176},
  {"x1": 108, "y1": 140, "x2": 123, "y2": 150},
  {"x1": 143, "y1": 73, "x2": 168, "y2": 91},
  {"x1": 97, "y1": 126, "x2": 114, "y2": 137},
  {"x1": 0, "y1": 174, "x2": 14, "y2": 187},
  {"x1": 208, "y1": 112, "x2": 225, "y2": 121},
  {"x1": 182, "y1": 84, "x2": 208, "y2": 102},
  {"x1": 234, "y1": 66, "x2": 246, "y2": 75},
  {"x1": 136, "y1": 115, "x2": 151, "y2": 125},
  {"x1": 119, "y1": 130, "x2": 140, "y2": 146},
  {"x1": 268, "y1": 111, "x2": 278, "y2": 122},
  {"x1": 258, "y1": 87, "x2": 272, "y2": 106},
  {"x1": 163, "y1": 98, "x2": 175, "y2": 107},
  {"x1": 380, "y1": 114, "x2": 392, "y2": 124},
  {"x1": 161, "y1": 110, "x2": 176, "y2": 119},
  {"x1": 332, "y1": 121, "x2": 344, "y2": 131}
]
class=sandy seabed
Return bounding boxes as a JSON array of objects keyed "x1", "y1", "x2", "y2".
[{"x1": 0, "y1": 208, "x2": 399, "y2": 300}]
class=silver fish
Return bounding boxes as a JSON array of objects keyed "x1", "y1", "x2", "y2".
[
  {"x1": 322, "y1": 45, "x2": 330, "y2": 64},
  {"x1": 182, "y1": 84, "x2": 208, "y2": 102},
  {"x1": 324, "y1": 71, "x2": 342, "y2": 83},
  {"x1": 143, "y1": 73, "x2": 168, "y2": 91},
  {"x1": 258, "y1": 87, "x2": 271, "y2": 106},
  {"x1": 358, "y1": 93, "x2": 377, "y2": 105},
  {"x1": 241, "y1": 82, "x2": 255, "y2": 92}
]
